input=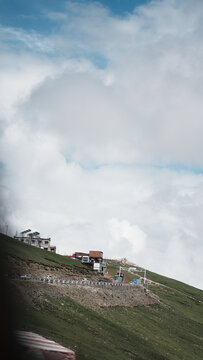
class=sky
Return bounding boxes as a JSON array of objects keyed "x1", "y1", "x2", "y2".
[{"x1": 0, "y1": 0, "x2": 203, "y2": 289}]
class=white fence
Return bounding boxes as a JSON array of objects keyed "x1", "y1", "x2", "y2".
[{"x1": 18, "y1": 276, "x2": 144, "y2": 289}]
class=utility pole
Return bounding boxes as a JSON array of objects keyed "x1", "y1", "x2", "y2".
[
  {"x1": 143, "y1": 268, "x2": 146, "y2": 288},
  {"x1": 130, "y1": 268, "x2": 147, "y2": 289},
  {"x1": 119, "y1": 266, "x2": 127, "y2": 277}
]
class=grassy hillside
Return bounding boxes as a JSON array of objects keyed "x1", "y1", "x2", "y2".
[
  {"x1": 0, "y1": 232, "x2": 84, "y2": 269},
  {"x1": 147, "y1": 270, "x2": 203, "y2": 302},
  {"x1": 105, "y1": 259, "x2": 144, "y2": 282},
  {"x1": 1, "y1": 233, "x2": 203, "y2": 360}
]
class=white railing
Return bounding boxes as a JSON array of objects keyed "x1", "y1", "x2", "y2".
[{"x1": 18, "y1": 275, "x2": 144, "y2": 289}]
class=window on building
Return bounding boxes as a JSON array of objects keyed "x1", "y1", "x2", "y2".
[
  {"x1": 45, "y1": 241, "x2": 49, "y2": 245},
  {"x1": 44, "y1": 248, "x2": 48, "y2": 250}
]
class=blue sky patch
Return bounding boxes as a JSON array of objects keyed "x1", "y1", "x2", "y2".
[
  {"x1": 0, "y1": 0, "x2": 150, "y2": 32},
  {"x1": 0, "y1": 0, "x2": 150, "y2": 66}
]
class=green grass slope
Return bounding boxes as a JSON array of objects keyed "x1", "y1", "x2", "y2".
[
  {"x1": 0, "y1": 232, "x2": 85, "y2": 269},
  {"x1": 1, "y1": 234, "x2": 203, "y2": 360}
]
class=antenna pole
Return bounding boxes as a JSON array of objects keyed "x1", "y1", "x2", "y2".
[{"x1": 144, "y1": 269, "x2": 146, "y2": 288}]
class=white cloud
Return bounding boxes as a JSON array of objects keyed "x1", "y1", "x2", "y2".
[
  {"x1": 0, "y1": 0, "x2": 203, "y2": 289},
  {"x1": 108, "y1": 218, "x2": 147, "y2": 257},
  {"x1": 0, "y1": 26, "x2": 53, "y2": 52},
  {"x1": 0, "y1": 51, "x2": 65, "y2": 122},
  {"x1": 10, "y1": 0, "x2": 202, "y2": 167}
]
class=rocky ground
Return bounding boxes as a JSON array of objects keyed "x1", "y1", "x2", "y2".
[
  {"x1": 8, "y1": 278, "x2": 160, "y2": 309},
  {"x1": 4, "y1": 255, "x2": 102, "y2": 280},
  {"x1": 3, "y1": 255, "x2": 160, "y2": 309}
]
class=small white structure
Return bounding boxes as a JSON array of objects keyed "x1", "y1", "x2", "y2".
[
  {"x1": 93, "y1": 262, "x2": 103, "y2": 272},
  {"x1": 128, "y1": 267, "x2": 137, "y2": 272}
]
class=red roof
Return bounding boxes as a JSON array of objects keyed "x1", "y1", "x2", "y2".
[{"x1": 89, "y1": 251, "x2": 103, "y2": 258}]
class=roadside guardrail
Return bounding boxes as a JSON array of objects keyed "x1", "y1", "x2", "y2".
[{"x1": 17, "y1": 276, "x2": 144, "y2": 289}]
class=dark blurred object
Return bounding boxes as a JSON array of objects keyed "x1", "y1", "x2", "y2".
[
  {"x1": 0, "y1": 252, "x2": 22, "y2": 359},
  {"x1": 15, "y1": 331, "x2": 75, "y2": 360},
  {"x1": 0, "y1": 232, "x2": 75, "y2": 359}
]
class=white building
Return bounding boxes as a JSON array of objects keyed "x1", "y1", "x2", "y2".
[{"x1": 14, "y1": 230, "x2": 56, "y2": 252}]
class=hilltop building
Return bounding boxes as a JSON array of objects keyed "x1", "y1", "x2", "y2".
[
  {"x1": 65, "y1": 250, "x2": 105, "y2": 274},
  {"x1": 14, "y1": 229, "x2": 56, "y2": 253}
]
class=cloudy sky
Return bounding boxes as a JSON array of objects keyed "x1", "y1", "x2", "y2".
[{"x1": 0, "y1": 0, "x2": 203, "y2": 289}]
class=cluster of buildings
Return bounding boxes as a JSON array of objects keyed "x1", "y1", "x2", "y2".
[
  {"x1": 66, "y1": 250, "x2": 105, "y2": 274},
  {"x1": 14, "y1": 229, "x2": 56, "y2": 253},
  {"x1": 14, "y1": 229, "x2": 142, "y2": 283},
  {"x1": 14, "y1": 229, "x2": 105, "y2": 274}
]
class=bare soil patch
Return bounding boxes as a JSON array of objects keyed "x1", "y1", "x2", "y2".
[
  {"x1": 4, "y1": 255, "x2": 101, "y2": 280},
  {"x1": 4, "y1": 256, "x2": 160, "y2": 309},
  {"x1": 8, "y1": 279, "x2": 160, "y2": 309}
]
